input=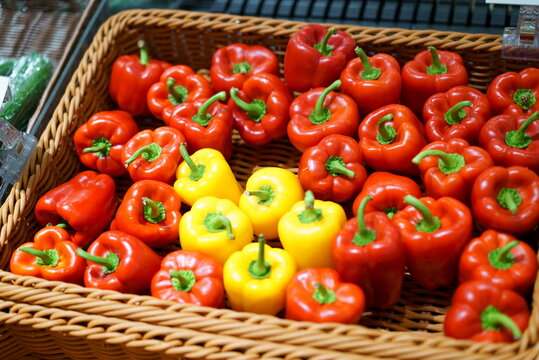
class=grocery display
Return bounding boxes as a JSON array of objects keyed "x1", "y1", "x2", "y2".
[{"x1": 0, "y1": 7, "x2": 538, "y2": 360}]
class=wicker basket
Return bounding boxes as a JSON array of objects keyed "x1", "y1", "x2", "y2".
[{"x1": 0, "y1": 9, "x2": 538, "y2": 360}]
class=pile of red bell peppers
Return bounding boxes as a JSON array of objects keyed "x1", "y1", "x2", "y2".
[{"x1": 9, "y1": 26, "x2": 539, "y2": 344}]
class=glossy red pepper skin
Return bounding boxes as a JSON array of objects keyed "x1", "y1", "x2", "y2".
[
  {"x1": 414, "y1": 138, "x2": 494, "y2": 203},
  {"x1": 34, "y1": 171, "x2": 117, "y2": 249},
  {"x1": 151, "y1": 250, "x2": 224, "y2": 307},
  {"x1": 147, "y1": 65, "x2": 213, "y2": 122},
  {"x1": 340, "y1": 50, "x2": 401, "y2": 115},
  {"x1": 210, "y1": 44, "x2": 279, "y2": 93},
  {"x1": 166, "y1": 97, "x2": 234, "y2": 159},
  {"x1": 121, "y1": 126, "x2": 186, "y2": 184},
  {"x1": 284, "y1": 25, "x2": 355, "y2": 92},
  {"x1": 109, "y1": 48, "x2": 171, "y2": 116},
  {"x1": 288, "y1": 85, "x2": 359, "y2": 152},
  {"x1": 228, "y1": 73, "x2": 293, "y2": 146},
  {"x1": 401, "y1": 48, "x2": 468, "y2": 115},
  {"x1": 444, "y1": 281, "x2": 529, "y2": 342},
  {"x1": 81, "y1": 231, "x2": 162, "y2": 294},
  {"x1": 333, "y1": 211, "x2": 405, "y2": 309},
  {"x1": 10, "y1": 226, "x2": 85, "y2": 285},
  {"x1": 358, "y1": 104, "x2": 427, "y2": 176},
  {"x1": 458, "y1": 230, "x2": 538, "y2": 295},
  {"x1": 73, "y1": 111, "x2": 139, "y2": 177},
  {"x1": 285, "y1": 268, "x2": 365, "y2": 324},
  {"x1": 352, "y1": 172, "x2": 423, "y2": 217},
  {"x1": 393, "y1": 196, "x2": 473, "y2": 289},
  {"x1": 298, "y1": 134, "x2": 366, "y2": 203},
  {"x1": 423, "y1": 86, "x2": 492, "y2": 144},
  {"x1": 487, "y1": 68, "x2": 539, "y2": 117},
  {"x1": 113, "y1": 180, "x2": 181, "y2": 248},
  {"x1": 471, "y1": 166, "x2": 539, "y2": 235},
  {"x1": 478, "y1": 113, "x2": 539, "y2": 172}
]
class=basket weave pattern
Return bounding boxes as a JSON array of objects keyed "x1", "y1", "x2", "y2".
[{"x1": 0, "y1": 9, "x2": 538, "y2": 360}]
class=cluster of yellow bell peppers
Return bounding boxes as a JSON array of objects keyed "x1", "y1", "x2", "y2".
[{"x1": 175, "y1": 146, "x2": 346, "y2": 315}]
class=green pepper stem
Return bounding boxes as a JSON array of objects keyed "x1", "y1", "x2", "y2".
[
  {"x1": 76, "y1": 248, "x2": 119, "y2": 274},
  {"x1": 82, "y1": 138, "x2": 111, "y2": 155},
  {"x1": 353, "y1": 196, "x2": 376, "y2": 246},
  {"x1": 248, "y1": 235, "x2": 271, "y2": 279},
  {"x1": 18, "y1": 247, "x2": 51, "y2": 262},
  {"x1": 324, "y1": 156, "x2": 355, "y2": 178},
  {"x1": 444, "y1": 100, "x2": 472, "y2": 125},
  {"x1": 297, "y1": 190, "x2": 323, "y2": 224},
  {"x1": 404, "y1": 195, "x2": 441, "y2": 233},
  {"x1": 376, "y1": 114, "x2": 397, "y2": 144},
  {"x1": 497, "y1": 188, "x2": 521, "y2": 215},
  {"x1": 142, "y1": 197, "x2": 166, "y2": 224},
  {"x1": 488, "y1": 240, "x2": 519, "y2": 270},
  {"x1": 230, "y1": 88, "x2": 266, "y2": 122},
  {"x1": 310, "y1": 80, "x2": 341, "y2": 125},
  {"x1": 314, "y1": 28, "x2": 337, "y2": 56},
  {"x1": 505, "y1": 111, "x2": 539, "y2": 149},
  {"x1": 138, "y1": 40, "x2": 149, "y2": 66},
  {"x1": 312, "y1": 283, "x2": 337, "y2": 304},
  {"x1": 426, "y1": 46, "x2": 447, "y2": 75},
  {"x1": 192, "y1": 91, "x2": 227, "y2": 126},
  {"x1": 124, "y1": 143, "x2": 162, "y2": 166},
  {"x1": 180, "y1": 143, "x2": 205, "y2": 181},
  {"x1": 166, "y1": 77, "x2": 188, "y2": 104},
  {"x1": 411, "y1": 149, "x2": 465, "y2": 174},
  {"x1": 481, "y1": 305, "x2": 522, "y2": 340},
  {"x1": 169, "y1": 270, "x2": 196, "y2": 292},
  {"x1": 203, "y1": 212, "x2": 235, "y2": 240},
  {"x1": 355, "y1": 47, "x2": 381, "y2": 80}
]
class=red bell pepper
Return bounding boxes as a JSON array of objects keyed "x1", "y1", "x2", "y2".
[
  {"x1": 444, "y1": 281, "x2": 529, "y2": 342},
  {"x1": 487, "y1": 68, "x2": 539, "y2": 117},
  {"x1": 478, "y1": 111, "x2": 539, "y2": 173},
  {"x1": 76, "y1": 230, "x2": 161, "y2": 294},
  {"x1": 10, "y1": 226, "x2": 85, "y2": 285},
  {"x1": 228, "y1": 73, "x2": 293, "y2": 145},
  {"x1": 284, "y1": 25, "x2": 355, "y2": 92},
  {"x1": 109, "y1": 40, "x2": 171, "y2": 116},
  {"x1": 352, "y1": 171, "x2": 423, "y2": 218},
  {"x1": 147, "y1": 64, "x2": 213, "y2": 122},
  {"x1": 113, "y1": 180, "x2": 181, "y2": 248},
  {"x1": 393, "y1": 195, "x2": 473, "y2": 289},
  {"x1": 471, "y1": 166, "x2": 539, "y2": 235},
  {"x1": 122, "y1": 126, "x2": 186, "y2": 184},
  {"x1": 288, "y1": 80, "x2": 359, "y2": 152},
  {"x1": 298, "y1": 134, "x2": 366, "y2": 203},
  {"x1": 210, "y1": 43, "x2": 279, "y2": 93},
  {"x1": 167, "y1": 92, "x2": 234, "y2": 159},
  {"x1": 412, "y1": 138, "x2": 494, "y2": 202},
  {"x1": 285, "y1": 268, "x2": 365, "y2": 324},
  {"x1": 458, "y1": 230, "x2": 538, "y2": 295},
  {"x1": 151, "y1": 250, "x2": 224, "y2": 307},
  {"x1": 333, "y1": 197, "x2": 405, "y2": 309},
  {"x1": 401, "y1": 47, "x2": 468, "y2": 115},
  {"x1": 340, "y1": 47, "x2": 401, "y2": 115},
  {"x1": 423, "y1": 85, "x2": 492, "y2": 144},
  {"x1": 34, "y1": 171, "x2": 117, "y2": 249},
  {"x1": 358, "y1": 104, "x2": 427, "y2": 176},
  {"x1": 73, "y1": 110, "x2": 139, "y2": 177}
]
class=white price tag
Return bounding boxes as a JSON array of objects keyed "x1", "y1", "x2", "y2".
[{"x1": 0, "y1": 76, "x2": 10, "y2": 106}]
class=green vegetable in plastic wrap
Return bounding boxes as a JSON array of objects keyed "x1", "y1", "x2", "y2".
[
  {"x1": 0, "y1": 58, "x2": 14, "y2": 76},
  {"x1": 0, "y1": 53, "x2": 54, "y2": 130}
]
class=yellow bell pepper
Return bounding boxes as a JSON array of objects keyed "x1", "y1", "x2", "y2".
[
  {"x1": 278, "y1": 190, "x2": 346, "y2": 270},
  {"x1": 239, "y1": 167, "x2": 304, "y2": 239},
  {"x1": 179, "y1": 196, "x2": 253, "y2": 265},
  {"x1": 174, "y1": 144, "x2": 243, "y2": 206},
  {"x1": 223, "y1": 235, "x2": 297, "y2": 315}
]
